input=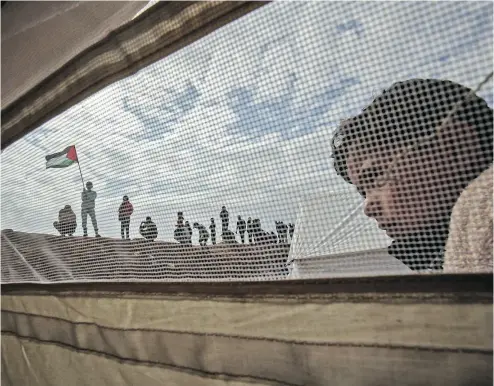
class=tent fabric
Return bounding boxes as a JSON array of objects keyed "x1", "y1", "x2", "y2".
[
  {"x1": 2, "y1": 338, "x2": 257, "y2": 386},
  {"x1": 288, "y1": 191, "x2": 412, "y2": 278},
  {"x1": 2, "y1": 275, "x2": 492, "y2": 386},
  {"x1": 1, "y1": 1, "x2": 145, "y2": 110},
  {"x1": 290, "y1": 191, "x2": 392, "y2": 261},
  {"x1": 1, "y1": 1, "x2": 268, "y2": 150},
  {"x1": 2, "y1": 337, "x2": 259, "y2": 386},
  {"x1": 287, "y1": 249, "x2": 412, "y2": 279}
]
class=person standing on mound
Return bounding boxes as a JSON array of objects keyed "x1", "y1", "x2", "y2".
[{"x1": 81, "y1": 181, "x2": 100, "y2": 237}]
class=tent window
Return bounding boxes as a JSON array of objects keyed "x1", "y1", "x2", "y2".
[{"x1": 1, "y1": 1, "x2": 492, "y2": 283}]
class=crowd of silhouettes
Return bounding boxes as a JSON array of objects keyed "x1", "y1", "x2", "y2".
[
  {"x1": 275, "y1": 221, "x2": 288, "y2": 243},
  {"x1": 54, "y1": 192, "x2": 295, "y2": 246},
  {"x1": 167, "y1": 206, "x2": 296, "y2": 246}
]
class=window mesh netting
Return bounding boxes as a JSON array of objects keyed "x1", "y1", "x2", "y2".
[{"x1": 2, "y1": 1, "x2": 493, "y2": 283}]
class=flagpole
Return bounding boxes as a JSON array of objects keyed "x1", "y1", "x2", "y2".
[{"x1": 75, "y1": 146, "x2": 85, "y2": 190}]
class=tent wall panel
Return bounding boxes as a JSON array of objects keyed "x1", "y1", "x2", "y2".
[
  {"x1": 1, "y1": 1, "x2": 146, "y2": 109},
  {"x1": 1, "y1": 336, "x2": 261, "y2": 386},
  {"x1": 2, "y1": 275, "x2": 492, "y2": 386}
]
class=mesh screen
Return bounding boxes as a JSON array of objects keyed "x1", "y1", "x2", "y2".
[{"x1": 2, "y1": 1, "x2": 493, "y2": 283}]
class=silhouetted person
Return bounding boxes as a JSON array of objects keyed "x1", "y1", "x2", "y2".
[
  {"x1": 236, "y1": 215, "x2": 246, "y2": 243},
  {"x1": 289, "y1": 223, "x2": 295, "y2": 241},
  {"x1": 177, "y1": 211, "x2": 184, "y2": 226},
  {"x1": 174, "y1": 224, "x2": 186, "y2": 244},
  {"x1": 210, "y1": 218, "x2": 216, "y2": 245},
  {"x1": 81, "y1": 181, "x2": 100, "y2": 237},
  {"x1": 193, "y1": 223, "x2": 209, "y2": 246},
  {"x1": 270, "y1": 232, "x2": 278, "y2": 244},
  {"x1": 185, "y1": 221, "x2": 193, "y2": 245},
  {"x1": 140, "y1": 216, "x2": 158, "y2": 241},
  {"x1": 275, "y1": 221, "x2": 289, "y2": 243},
  {"x1": 253, "y1": 219, "x2": 262, "y2": 243},
  {"x1": 53, "y1": 205, "x2": 77, "y2": 236},
  {"x1": 174, "y1": 227, "x2": 184, "y2": 244},
  {"x1": 280, "y1": 222, "x2": 288, "y2": 243},
  {"x1": 247, "y1": 217, "x2": 254, "y2": 244},
  {"x1": 256, "y1": 230, "x2": 270, "y2": 245},
  {"x1": 118, "y1": 195, "x2": 133, "y2": 240},
  {"x1": 174, "y1": 211, "x2": 188, "y2": 244},
  {"x1": 220, "y1": 206, "x2": 229, "y2": 232},
  {"x1": 222, "y1": 229, "x2": 236, "y2": 244}
]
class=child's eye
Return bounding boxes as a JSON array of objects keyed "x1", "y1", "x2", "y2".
[{"x1": 360, "y1": 166, "x2": 384, "y2": 190}]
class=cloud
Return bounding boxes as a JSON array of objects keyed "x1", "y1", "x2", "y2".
[{"x1": 2, "y1": 2, "x2": 492, "y2": 252}]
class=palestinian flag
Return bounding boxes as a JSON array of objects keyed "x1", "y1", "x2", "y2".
[{"x1": 45, "y1": 145, "x2": 78, "y2": 168}]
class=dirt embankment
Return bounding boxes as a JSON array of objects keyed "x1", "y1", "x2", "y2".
[{"x1": 1, "y1": 230, "x2": 290, "y2": 282}]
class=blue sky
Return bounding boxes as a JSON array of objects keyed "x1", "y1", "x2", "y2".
[{"x1": 2, "y1": 1, "x2": 493, "y2": 249}]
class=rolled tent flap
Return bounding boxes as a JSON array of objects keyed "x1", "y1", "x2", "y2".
[
  {"x1": 1, "y1": 276, "x2": 493, "y2": 386},
  {"x1": 1, "y1": 1, "x2": 268, "y2": 150}
]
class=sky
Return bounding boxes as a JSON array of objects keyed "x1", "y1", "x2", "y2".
[{"x1": 2, "y1": 1, "x2": 493, "y2": 251}]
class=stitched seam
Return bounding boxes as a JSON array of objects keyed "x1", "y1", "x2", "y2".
[
  {"x1": 3, "y1": 310, "x2": 492, "y2": 354},
  {"x1": 2, "y1": 331, "x2": 292, "y2": 386}
]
